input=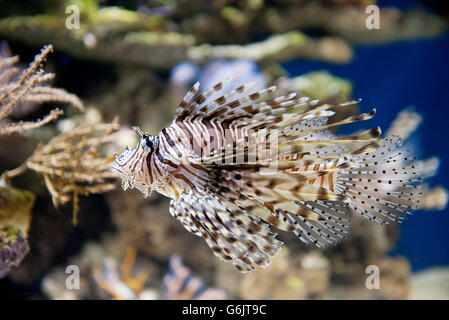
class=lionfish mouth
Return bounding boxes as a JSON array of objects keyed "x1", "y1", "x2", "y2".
[
  {"x1": 111, "y1": 139, "x2": 142, "y2": 169},
  {"x1": 113, "y1": 154, "x2": 126, "y2": 167},
  {"x1": 110, "y1": 161, "x2": 127, "y2": 179}
]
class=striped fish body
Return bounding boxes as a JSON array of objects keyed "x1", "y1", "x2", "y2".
[{"x1": 111, "y1": 79, "x2": 423, "y2": 272}]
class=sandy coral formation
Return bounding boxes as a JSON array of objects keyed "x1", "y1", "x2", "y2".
[
  {"x1": 188, "y1": 32, "x2": 353, "y2": 64},
  {"x1": 328, "y1": 256, "x2": 410, "y2": 299},
  {"x1": 42, "y1": 237, "x2": 225, "y2": 300},
  {"x1": 214, "y1": 235, "x2": 411, "y2": 300},
  {"x1": 0, "y1": 17, "x2": 352, "y2": 68},
  {"x1": 281, "y1": 71, "x2": 353, "y2": 104},
  {"x1": 256, "y1": 2, "x2": 447, "y2": 44},
  {"x1": 2, "y1": 1, "x2": 445, "y2": 70},
  {"x1": 216, "y1": 248, "x2": 317, "y2": 299}
]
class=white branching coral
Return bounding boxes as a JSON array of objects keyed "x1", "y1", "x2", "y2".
[
  {"x1": 92, "y1": 249, "x2": 226, "y2": 300},
  {"x1": 162, "y1": 255, "x2": 226, "y2": 300}
]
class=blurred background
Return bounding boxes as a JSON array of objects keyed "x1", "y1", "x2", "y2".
[{"x1": 0, "y1": 0, "x2": 448, "y2": 300}]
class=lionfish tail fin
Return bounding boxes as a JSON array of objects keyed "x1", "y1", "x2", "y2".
[{"x1": 335, "y1": 136, "x2": 423, "y2": 224}]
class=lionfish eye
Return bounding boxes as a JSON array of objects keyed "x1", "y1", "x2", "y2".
[{"x1": 144, "y1": 137, "x2": 154, "y2": 151}]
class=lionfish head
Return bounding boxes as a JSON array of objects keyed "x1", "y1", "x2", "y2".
[{"x1": 111, "y1": 126, "x2": 158, "y2": 194}]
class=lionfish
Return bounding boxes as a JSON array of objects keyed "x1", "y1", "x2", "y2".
[{"x1": 111, "y1": 78, "x2": 423, "y2": 272}]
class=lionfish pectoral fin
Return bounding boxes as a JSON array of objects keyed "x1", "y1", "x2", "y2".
[
  {"x1": 226, "y1": 170, "x2": 351, "y2": 248},
  {"x1": 238, "y1": 196, "x2": 351, "y2": 248},
  {"x1": 170, "y1": 190, "x2": 283, "y2": 272}
]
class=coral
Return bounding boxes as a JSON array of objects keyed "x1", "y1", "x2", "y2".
[
  {"x1": 419, "y1": 186, "x2": 448, "y2": 211},
  {"x1": 93, "y1": 250, "x2": 226, "y2": 300},
  {"x1": 169, "y1": 58, "x2": 267, "y2": 109},
  {"x1": 0, "y1": 14, "x2": 194, "y2": 70},
  {"x1": 0, "y1": 1, "x2": 446, "y2": 71},
  {"x1": 197, "y1": 59, "x2": 266, "y2": 93},
  {"x1": 275, "y1": 71, "x2": 357, "y2": 132},
  {"x1": 188, "y1": 32, "x2": 353, "y2": 64},
  {"x1": 385, "y1": 109, "x2": 423, "y2": 140},
  {"x1": 410, "y1": 267, "x2": 449, "y2": 300},
  {"x1": 108, "y1": 191, "x2": 213, "y2": 268},
  {"x1": 42, "y1": 236, "x2": 111, "y2": 299},
  {"x1": 0, "y1": 45, "x2": 108, "y2": 279},
  {"x1": 93, "y1": 246, "x2": 155, "y2": 300},
  {"x1": 215, "y1": 248, "x2": 331, "y2": 299},
  {"x1": 328, "y1": 256, "x2": 410, "y2": 299},
  {"x1": 0, "y1": 226, "x2": 29, "y2": 278},
  {"x1": 0, "y1": 116, "x2": 121, "y2": 278},
  {"x1": 25, "y1": 119, "x2": 120, "y2": 224},
  {"x1": 0, "y1": 186, "x2": 35, "y2": 278},
  {"x1": 215, "y1": 226, "x2": 410, "y2": 300},
  {"x1": 0, "y1": 186, "x2": 35, "y2": 234},
  {"x1": 42, "y1": 236, "x2": 140, "y2": 300},
  {"x1": 1, "y1": 117, "x2": 120, "y2": 225},
  {"x1": 162, "y1": 255, "x2": 226, "y2": 300},
  {"x1": 281, "y1": 71, "x2": 353, "y2": 104},
  {"x1": 0, "y1": 44, "x2": 84, "y2": 136},
  {"x1": 0, "y1": 15, "x2": 352, "y2": 69},
  {"x1": 256, "y1": 2, "x2": 447, "y2": 44},
  {"x1": 42, "y1": 237, "x2": 226, "y2": 300},
  {"x1": 385, "y1": 108, "x2": 448, "y2": 212}
]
